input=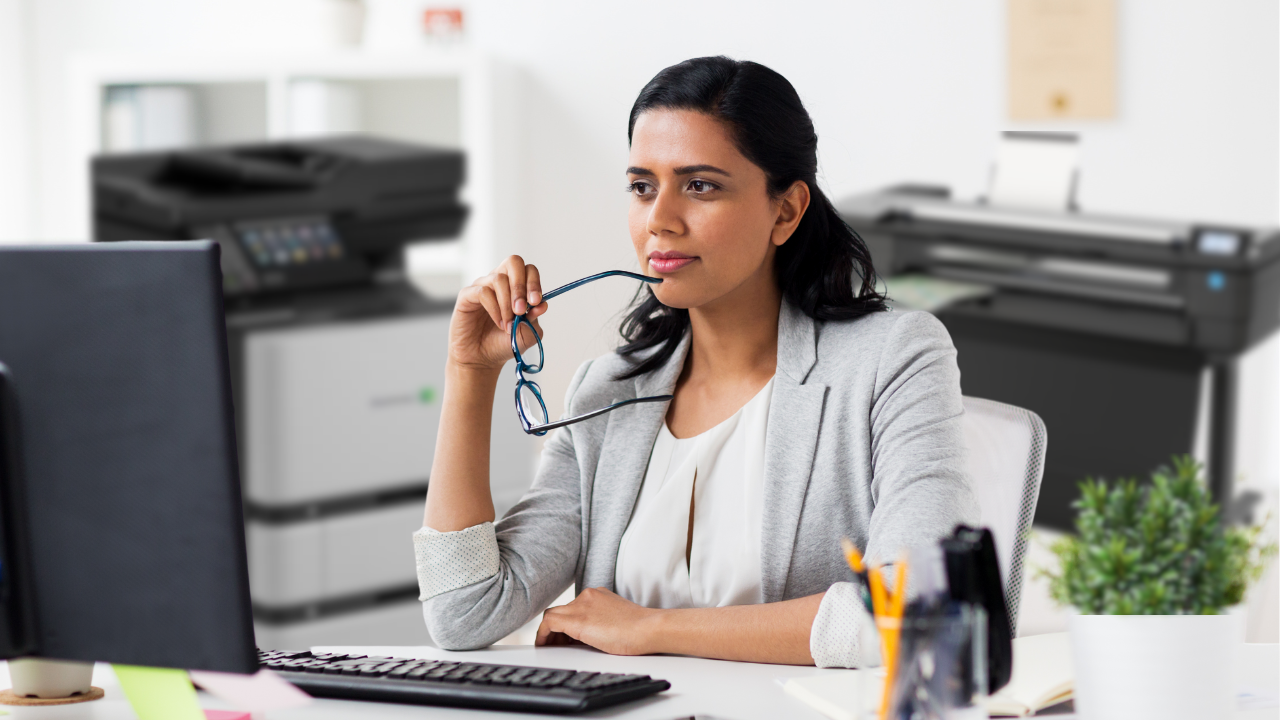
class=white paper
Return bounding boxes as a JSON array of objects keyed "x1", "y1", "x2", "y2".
[{"x1": 989, "y1": 134, "x2": 1079, "y2": 211}]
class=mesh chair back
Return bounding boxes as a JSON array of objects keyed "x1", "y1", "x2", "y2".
[{"x1": 962, "y1": 396, "x2": 1047, "y2": 633}]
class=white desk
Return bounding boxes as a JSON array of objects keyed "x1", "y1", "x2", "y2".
[{"x1": 1, "y1": 643, "x2": 1275, "y2": 719}]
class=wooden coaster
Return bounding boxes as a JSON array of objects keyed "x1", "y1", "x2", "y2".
[{"x1": 0, "y1": 686, "x2": 105, "y2": 705}]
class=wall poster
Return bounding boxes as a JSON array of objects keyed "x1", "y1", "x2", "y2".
[{"x1": 1008, "y1": 0, "x2": 1116, "y2": 120}]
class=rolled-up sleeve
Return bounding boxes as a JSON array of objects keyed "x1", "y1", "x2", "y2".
[
  {"x1": 810, "y1": 581, "x2": 881, "y2": 668},
  {"x1": 413, "y1": 522, "x2": 501, "y2": 601}
]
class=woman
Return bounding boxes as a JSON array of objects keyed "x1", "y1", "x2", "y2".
[{"x1": 414, "y1": 56, "x2": 978, "y2": 668}]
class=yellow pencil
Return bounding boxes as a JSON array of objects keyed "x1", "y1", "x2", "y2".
[
  {"x1": 868, "y1": 566, "x2": 893, "y2": 720},
  {"x1": 840, "y1": 537, "x2": 866, "y2": 573},
  {"x1": 871, "y1": 558, "x2": 909, "y2": 720},
  {"x1": 890, "y1": 559, "x2": 908, "y2": 619}
]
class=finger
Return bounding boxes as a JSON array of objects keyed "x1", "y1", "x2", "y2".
[
  {"x1": 525, "y1": 264, "x2": 543, "y2": 307},
  {"x1": 537, "y1": 608, "x2": 573, "y2": 644},
  {"x1": 476, "y1": 285, "x2": 505, "y2": 330},
  {"x1": 542, "y1": 631, "x2": 571, "y2": 646},
  {"x1": 458, "y1": 278, "x2": 504, "y2": 310},
  {"x1": 552, "y1": 632, "x2": 582, "y2": 646},
  {"x1": 502, "y1": 256, "x2": 529, "y2": 315},
  {"x1": 535, "y1": 616, "x2": 553, "y2": 646},
  {"x1": 516, "y1": 316, "x2": 542, "y2": 351},
  {"x1": 491, "y1": 273, "x2": 514, "y2": 329},
  {"x1": 527, "y1": 298, "x2": 549, "y2": 321}
]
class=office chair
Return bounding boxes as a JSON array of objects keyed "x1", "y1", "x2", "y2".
[{"x1": 961, "y1": 396, "x2": 1047, "y2": 635}]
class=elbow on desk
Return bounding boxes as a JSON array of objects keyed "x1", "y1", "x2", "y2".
[{"x1": 422, "y1": 596, "x2": 510, "y2": 651}]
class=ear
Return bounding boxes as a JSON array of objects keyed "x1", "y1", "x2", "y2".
[{"x1": 770, "y1": 180, "x2": 811, "y2": 247}]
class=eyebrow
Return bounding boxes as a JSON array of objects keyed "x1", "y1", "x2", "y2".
[{"x1": 626, "y1": 164, "x2": 732, "y2": 178}]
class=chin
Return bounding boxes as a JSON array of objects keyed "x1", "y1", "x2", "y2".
[{"x1": 651, "y1": 286, "x2": 701, "y2": 311}]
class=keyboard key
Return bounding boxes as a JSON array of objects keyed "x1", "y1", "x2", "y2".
[
  {"x1": 313, "y1": 653, "x2": 352, "y2": 661},
  {"x1": 543, "y1": 670, "x2": 573, "y2": 685},
  {"x1": 564, "y1": 671, "x2": 599, "y2": 688}
]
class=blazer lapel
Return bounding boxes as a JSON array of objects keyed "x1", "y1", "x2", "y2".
[
  {"x1": 760, "y1": 301, "x2": 826, "y2": 603},
  {"x1": 582, "y1": 334, "x2": 690, "y2": 591}
]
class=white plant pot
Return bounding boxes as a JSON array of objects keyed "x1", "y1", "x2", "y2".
[
  {"x1": 8, "y1": 657, "x2": 94, "y2": 699},
  {"x1": 1069, "y1": 614, "x2": 1240, "y2": 720}
]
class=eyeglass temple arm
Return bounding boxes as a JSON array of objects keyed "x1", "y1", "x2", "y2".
[
  {"x1": 540, "y1": 271, "x2": 662, "y2": 303},
  {"x1": 523, "y1": 394, "x2": 673, "y2": 434}
]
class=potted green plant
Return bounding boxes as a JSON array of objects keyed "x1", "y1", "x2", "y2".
[{"x1": 1041, "y1": 455, "x2": 1276, "y2": 720}]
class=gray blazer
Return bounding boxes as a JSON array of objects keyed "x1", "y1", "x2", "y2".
[{"x1": 421, "y1": 300, "x2": 979, "y2": 653}]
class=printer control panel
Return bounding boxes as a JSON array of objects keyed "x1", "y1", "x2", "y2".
[
  {"x1": 237, "y1": 217, "x2": 346, "y2": 268},
  {"x1": 196, "y1": 217, "x2": 370, "y2": 297}
]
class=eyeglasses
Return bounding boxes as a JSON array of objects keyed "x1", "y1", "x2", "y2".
[{"x1": 511, "y1": 270, "x2": 674, "y2": 436}]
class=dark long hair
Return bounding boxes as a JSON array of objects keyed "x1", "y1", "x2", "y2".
[{"x1": 616, "y1": 56, "x2": 887, "y2": 380}]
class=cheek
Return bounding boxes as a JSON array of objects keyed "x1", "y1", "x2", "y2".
[
  {"x1": 628, "y1": 204, "x2": 648, "y2": 253},
  {"x1": 692, "y1": 199, "x2": 773, "y2": 266}
]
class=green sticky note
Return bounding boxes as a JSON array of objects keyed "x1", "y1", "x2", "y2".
[{"x1": 113, "y1": 665, "x2": 205, "y2": 720}]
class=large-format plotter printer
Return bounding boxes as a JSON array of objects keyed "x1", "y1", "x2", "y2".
[
  {"x1": 92, "y1": 136, "x2": 536, "y2": 647},
  {"x1": 839, "y1": 186, "x2": 1280, "y2": 529}
]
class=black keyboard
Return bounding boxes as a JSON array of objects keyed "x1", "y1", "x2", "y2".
[{"x1": 258, "y1": 649, "x2": 671, "y2": 714}]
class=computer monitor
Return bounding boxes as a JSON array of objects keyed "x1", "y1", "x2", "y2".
[{"x1": 0, "y1": 242, "x2": 257, "y2": 673}]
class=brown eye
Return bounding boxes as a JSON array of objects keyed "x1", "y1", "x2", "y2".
[{"x1": 689, "y1": 180, "x2": 714, "y2": 193}]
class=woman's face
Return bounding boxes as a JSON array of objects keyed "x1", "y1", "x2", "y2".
[{"x1": 627, "y1": 109, "x2": 806, "y2": 310}]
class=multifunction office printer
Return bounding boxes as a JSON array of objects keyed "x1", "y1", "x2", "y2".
[
  {"x1": 840, "y1": 186, "x2": 1280, "y2": 529},
  {"x1": 93, "y1": 136, "x2": 536, "y2": 647},
  {"x1": 94, "y1": 134, "x2": 468, "y2": 299}
]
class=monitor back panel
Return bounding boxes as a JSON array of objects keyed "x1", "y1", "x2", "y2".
[{"x1": 0, "y1": 242, "x2": 257, "y2": 672}]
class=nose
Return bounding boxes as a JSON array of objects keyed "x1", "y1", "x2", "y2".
[{"x1": 646, "y1": 185, "x2": 685, "y2": 237}]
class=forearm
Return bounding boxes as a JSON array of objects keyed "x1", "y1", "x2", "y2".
[
  {"x1": 646, "y1": 593, "x2": 825, "y2": 665},
  {"x1": 423, "y1": 361, "x2": 504, "y2": 531}
]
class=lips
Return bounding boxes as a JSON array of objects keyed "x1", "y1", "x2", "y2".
[{"x1": 648, "y1": 251, "x2": 697, "y2": 273}]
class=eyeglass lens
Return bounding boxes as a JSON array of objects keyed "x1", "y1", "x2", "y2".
[{"x1": 516, "y1": 382, "x2": 550, "y2": 427}]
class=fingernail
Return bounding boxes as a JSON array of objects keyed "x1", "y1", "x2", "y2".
[
  {"x1": 515, "y1": 298, "x2": 527, "y2": 314},
  {"x1": 530, "y1": 291, "x2": 542, "y2": 305}
]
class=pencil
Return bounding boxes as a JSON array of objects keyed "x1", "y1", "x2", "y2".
[
  {"x1": 840, "y1": 538, "x2": 875, "y2": 613},
  {"x1": 871, "y1": 559, "x2": 909, "y2": 720},
  {"x1": 840, "y1": 537, "x2": 865, "y2": 573}
]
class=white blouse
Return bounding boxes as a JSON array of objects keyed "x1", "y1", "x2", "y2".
[{"x1": 614, "y1": 377, "x2": 775, "y2": 609}]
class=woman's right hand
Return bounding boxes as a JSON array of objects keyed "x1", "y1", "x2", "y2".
[{"x1": 448, "y1": 255, "x2": 548, "y2": 372}]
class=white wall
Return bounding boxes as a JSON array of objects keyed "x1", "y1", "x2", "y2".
[
  {"x1": 1, "y1": 0, "x2": 1277, "y2": 498},
  {"x1": 0, "y1": 0, "x2": 31, "y2": 241}
]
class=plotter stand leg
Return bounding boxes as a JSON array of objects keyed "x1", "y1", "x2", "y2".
[{"x1": 1207, "y1": 358, "x2": 1238, "y2": 516}]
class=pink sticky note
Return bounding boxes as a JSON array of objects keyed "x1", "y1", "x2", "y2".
[
  {"x1": 189, "y1": 668, "x2": 312, "y2": 712},
  {"x1": 203, "y1": 711, "x2": 251, "y2": 720}
]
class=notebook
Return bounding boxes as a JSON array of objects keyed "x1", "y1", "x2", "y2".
[
  {"x1": 781, "y1": 633, "x2": 1073, "y2": 720},
  {"x1": 781, "y1": 670, "x2": 878, "y2": 720},
  {"x1": 987, "y1": 633, "x2": 1074, "y2": 717}
]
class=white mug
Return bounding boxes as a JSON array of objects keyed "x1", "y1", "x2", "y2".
[{"x1": 8, "y1": 657, "x2": 94, "y2": 699}]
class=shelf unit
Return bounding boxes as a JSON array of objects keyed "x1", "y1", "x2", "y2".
[
  {"x1": 64, "y1": 51, "x2": 524, "y2": 647},
  {"x1": 66, "y1": 49, "x2": 507, "y2": 284}
]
